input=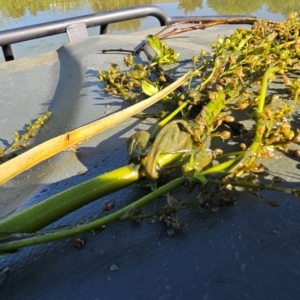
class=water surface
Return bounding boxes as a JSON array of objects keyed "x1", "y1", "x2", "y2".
[{"x1": 0, "y1": 0, "x2": 300, "y2": 61}]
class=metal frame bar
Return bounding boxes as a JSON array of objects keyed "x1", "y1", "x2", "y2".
[
  {"x1": 0, "y1": 4, "x2": 255, "y2": 62},
  {"x1": 0, "y1": 5, "x2": 170, "y2": 61}
]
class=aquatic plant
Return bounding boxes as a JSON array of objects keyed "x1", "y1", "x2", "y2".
[
  {"x1": 0, "y1": 14, "x2": 300, "y2": 254},
  {"x1": 0, "y1": 111, "x2": 51, "y2": 163}
]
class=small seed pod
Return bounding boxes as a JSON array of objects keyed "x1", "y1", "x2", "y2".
[
  {"x1": 236, "y1": 99, "x2": 249, "y2": 110},
  {"x1": 127, "y1": 81, "x2": 134, "y2": 89},
  {"x1": 179, "y1": 93, "x2": 186, "y2": 101},
  {"x1": 239, "y1": 143, "x2": 247, "y2": 150},
  {"x1": 200, "y1": 49, "x2": 207, "y2": 56},
  {"x1": 209, "y1": 91, "x2": 218, "y2": 101},
  {"x1": 293, "y1": 135, "x2": 300, "y2": 144},
  {"x1": 120, "y1": 74, "x2": 126, "y2": 82},
  {"x1": 283, "y1": 130, "x2": 294, "y2": 141},
  {"x1": 225, "y1": 184, "x2": 233, "y2": 190},
  {"x1": 292, "y1": 149, "x2": 300, "y2": 157},
  {"x1": 159, "y1": 75, "x2": 167, "y2": 82},
  {"x1": 216, "y1": 85, "x2": 223, "y2": 92},
  {"x1": 241, "y1": 90, "x2": 250, "y2": 98},
  {"x1": 192, "y1": 55, "x2": 199, "y2": 63},
  {"x1": 252, "y1": 165, "x2": 265, "y2": 173},
  {"x1": 224, "y1": 115, "x2": 235, "y2": 123},
  {"x1": 213, "y1": 148, "x2": 223, "y2": 156},
  {"x1": 220, "y1": 131, "x2": 231, "y2": 140}
]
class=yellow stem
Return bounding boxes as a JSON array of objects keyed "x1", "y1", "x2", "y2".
[{"x1": 0, "y1": 70, "x2": 193, "y2": 185}]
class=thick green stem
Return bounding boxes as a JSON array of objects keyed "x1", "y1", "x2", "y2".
[
  {"x1": 0, "y1": 153, "x2": 180, "y2": 239},
  {"x1": 229, "y1": 66, "x2": 281, "y2": 174},
  {"x1": 0, "y1": 70, "x2": 193, "y2": 185},
  {"x1": 0, "y1": 177, "x2": 185, "y2": 253},
  {"x1": 257, "y1": 66, "x2": 281, "y2": 114},
  {"x1": 248, "y1": 67, "x2": 282, "y2": 153},
  {"x1": 0, "y1": 165, "x2": 139, "y2": 239}
]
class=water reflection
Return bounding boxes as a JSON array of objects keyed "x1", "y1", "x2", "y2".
[
  {"x1": 1, "y1": 0, "x2": 300, "y2": 20},
  {"x1": 0, "y1": 0, "x2": 169, "y2": 27},
  {"x1": 207, "y1": 0, "x2": 300, "y2": 17},
  {"x1": 177, "y1": 0, "x2": 204, "y2": 14},
  {"x1": 1, "y1": 0, "x2": 300, "y2": 30},
  {"x1": 0, "y1": 0, "x2": 87, "y2": 19},
  {"x1": 207, "y1": 0, "x2": 261, "y2": 15}
]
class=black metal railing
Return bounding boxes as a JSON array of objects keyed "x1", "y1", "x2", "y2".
[
  {"x1": 0, "y1": 5, "x2": 256, "y2": 62},
  {"x1": 0, "y1": 5, "x2": 169, "y2": 61}
]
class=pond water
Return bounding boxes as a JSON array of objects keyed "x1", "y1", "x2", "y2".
[{"x1": 0, "y1": 0, "x2": 300, "y2": 61}]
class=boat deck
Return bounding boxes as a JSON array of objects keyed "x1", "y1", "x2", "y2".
[{"x1": 0, "y1": 25, "x2": 299, "y2": 299}]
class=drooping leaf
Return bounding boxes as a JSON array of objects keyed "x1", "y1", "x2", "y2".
[
  {"x1": 147, "y1": 34, "x2": 164, "y2": 58},
  {"x1": 141, "y1": 79, "x2": 159, "y2": 96},
  {"x1": 147, "y1": 35, "x2": 180, "y2": 66}
]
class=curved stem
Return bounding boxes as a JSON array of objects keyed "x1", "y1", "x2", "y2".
[
  {"x1": 151, "y1": 100, "x2": 190, "y2": 137},
  {"x1": 0, "y1": 165, "x2": 139, "y2": 239},
  {"x1": 0, "y1": 177, "x2": 185, "y2": 253},
  {"x1": 229, "y1": 66, "x2": 281, "y2": 174},
  {"x1": 0, "y1": 153, "x2": 181, "y2": 240},
  {"x1": 0, "y1": 70, "x2": 193, "y2": 185}
]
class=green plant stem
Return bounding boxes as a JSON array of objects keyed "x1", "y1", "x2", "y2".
[
  {"x1": 257, "y1": 66, "x2": 281, "y2": 114},
  {"x1": 247, "y1": 66, "x2": 282, "y2": 154},
  {"x1": 0, "y1": 177, "x2": 185, "y2": 253},
  {"x1": 198, "y1": 159, "x2": 237, "y2": 176},
  {"x1": 0, "y1": 165, "x2": 139, "y2": 239},
  {"x1": 0, "y1": 153, "x2": 180, "y2": 240},
  {"x1": 199, "y1": 64, "x2": 217, "y2": 90},
  {"x1": 151, "y1": 100, "x2": 190, "y2": 137},
  {"x1": 229, "y1": 66, "x2": 281, "y2": 174},
  {"x1": 0, "y1": 69, "x2": 193, "y2": 185}
]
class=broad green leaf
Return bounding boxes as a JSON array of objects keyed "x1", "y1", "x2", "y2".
[
  {"x1": 147, "y1": 35, "x2": 163, "y2": 58},
  {"x1": 141, "y1": 80, "x2": 159, "y2": 96},
  {"x1": 147, "y1": 34, "x2": 180, "y2": 66}
]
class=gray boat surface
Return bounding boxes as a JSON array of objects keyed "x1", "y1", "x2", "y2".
[{"x1": 0, "y1": 24, "x2": 299, "y2": 299}]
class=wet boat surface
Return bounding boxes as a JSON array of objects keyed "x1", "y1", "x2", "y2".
[{"x1": 0, "y1": 25, "x2": 299, "y2": 299}]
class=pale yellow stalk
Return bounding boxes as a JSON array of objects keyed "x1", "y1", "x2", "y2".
[{"x1": 0, "y1": 70, "x2": 193, "y2": 185}]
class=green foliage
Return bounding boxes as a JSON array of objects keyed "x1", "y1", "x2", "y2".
[
  {"x1": 99, "y1": 37, "x2": 180, "y2": 102},
  {"x1": 0, "y1": 111, "x2": 51, "y2": 163},
  {"x1": 2, "y1": 15, "x2": 300, "y2": 253},
  {"x1": 141, "y1": 78, "x2": 159, "y2": 96},
  {"x1": 101, "y1": 13, "x2": 300, "y2": 182},
  {"x1": 147, "y1": 35, "x2": 180, "y2": 66}
]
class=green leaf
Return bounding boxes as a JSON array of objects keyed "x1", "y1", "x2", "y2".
[
  {"x1": 194, "y1": 174, "x2": 208, "y2": 184},
  {"x1": 141, "y1": 80, "x2": 159, "y2": 96},
  {"x1": 147, "y1": 35, "x2": 180, "y2": 66},
  {"x1": 147, "y1": 35, "x2": 163, "y2": 58}
]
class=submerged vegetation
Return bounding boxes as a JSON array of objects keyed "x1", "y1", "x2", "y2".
[{"x1": 0, "y1": 14, "x2": 300, "y2": 254}]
